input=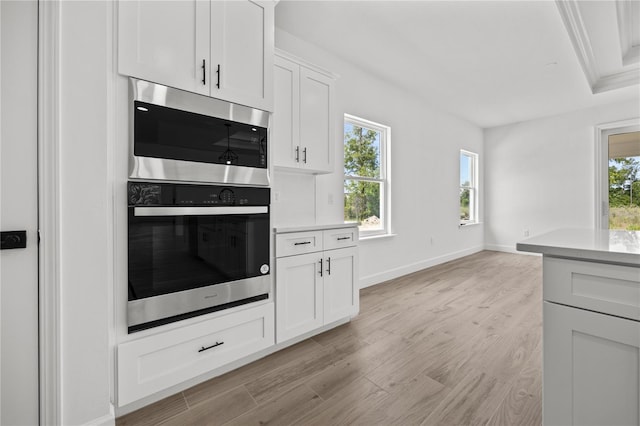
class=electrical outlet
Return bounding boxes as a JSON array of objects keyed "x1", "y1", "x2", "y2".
[
  {"x1": 328, "y1": 193, "x2": 334, "y2": 205},
  {"x1": 523, "y1": 229, "x2": 530, "y2": 237},
  {"x1": 274, "y1": 192, "x2": 280, "y2": 202}
]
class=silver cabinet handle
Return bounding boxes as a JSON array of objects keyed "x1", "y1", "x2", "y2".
[
  {"x1": 303, "y1": 147, "x2": 307, "y2": 164},
  {"x1": 294, "y1": 241, "x2": 311, "y2": 246},
  {"x1": 337, "y1": 237, "x2": 351, "y2": 241},
  {"x1": 326, "y1": 257, "x2": 331, "y2": 275},
  {"x1": 295, "y1": 146, "x2": 300, "y2": 162},
  {"x1": 319, "y1": 258, "x2": 323, "y2": 277}
]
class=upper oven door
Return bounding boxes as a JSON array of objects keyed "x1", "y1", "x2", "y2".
[
  {"x1": 129, "y1": 78, "x2": 270, "y2": 186},
  {"x1": 128, "y1": 205, "x2": 271, "y2": 302}
]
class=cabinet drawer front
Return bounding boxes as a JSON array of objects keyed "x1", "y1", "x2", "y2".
[
  {"x1": 322, "y1": 228, "x2": 357, "y2": 250},
  {"x1": 117, "y1": 303, "x2": 274, "y2": 406},
  {"x1": 544, "y1": 257, "x2": 640, "y2": 321},
  {"x1": 276, "y1": 231, "x2": 323, "y2": 257}
]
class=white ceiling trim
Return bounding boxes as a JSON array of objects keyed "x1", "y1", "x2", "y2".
[
  {"x1": 593, "y1": 68, "x2": 640, "y2": 94},
  {"x1": 556, "y1": 0, "x2": 639, "y2": 94},
  {"x1": 616, "y1": 0, "x2": 640, "y2": 67}
]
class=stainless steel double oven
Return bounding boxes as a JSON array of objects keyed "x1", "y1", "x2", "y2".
[{"x1": 127, "y1": 79, "x2": 271, "y2": 333}]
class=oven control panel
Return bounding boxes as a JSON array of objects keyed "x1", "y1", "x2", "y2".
[{"x1": 128, "y1": 182, "x2": 270, "y2": 207}]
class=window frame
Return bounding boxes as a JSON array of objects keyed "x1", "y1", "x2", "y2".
[
  {"x1": 343, "y1": 114, "x2": 391, "y2": 238},
  {"x1": 460, "y1": 149, "x2": 479, "y2": 225}
]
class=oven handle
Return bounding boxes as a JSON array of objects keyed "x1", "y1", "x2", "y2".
[{"x1": 134, "y1": 206, "x2": 268, "y2": 216}]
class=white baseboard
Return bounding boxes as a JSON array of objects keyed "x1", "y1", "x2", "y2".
[
  {"x1": 484, "y1": 243, "x2": 540, "y2": 256},
  {"x1": 83, "y1": 405, "x2": 115, "y2": 426},
  {"x1": 359, "y1": 245, "x2": 484, "y2": 288},
  {"x1": 484, "y1": 243, "x2": 519, "y2": 254}
]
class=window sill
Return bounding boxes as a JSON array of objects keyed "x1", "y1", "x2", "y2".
[
  {"x1": 359, "y1": 233, "x2": 397, "y2": 242},
  {"x1": 459, "y1": 222, "x2": 483, "y2": 228}
]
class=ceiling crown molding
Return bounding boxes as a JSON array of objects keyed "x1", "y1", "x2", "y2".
[
  {"x1": 616, "y1": 0, "x2": 640, "y2": 67},
  {"x1": 556, "y1": 0, "x2": 639, "y2": 94}
]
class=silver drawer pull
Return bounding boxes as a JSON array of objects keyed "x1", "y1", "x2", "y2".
[
  {"x1": 294, "y1": 241, "x2": 312, "y2": 246},
  {"x1": 198, "y1": 341, "x2": 224, "y2": 353},
  {"x1": 337, "y1": 237, "x2": 351, "y2": 241}
]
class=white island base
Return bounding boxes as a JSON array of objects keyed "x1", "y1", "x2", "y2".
[{"x1": 517, "y1": 229, "x2": 640, "y2": 426}]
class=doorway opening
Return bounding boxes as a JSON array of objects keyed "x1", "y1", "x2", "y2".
[
  {"x1": 596, "y1": 120, "x2": 640, "y2": 230},
  {"x1": 608, "y1": 131, "x2": 640, "y2": 230}
]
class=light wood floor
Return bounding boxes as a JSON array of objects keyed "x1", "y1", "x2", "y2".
[{"x1": 117, "y1": 250, "x2": 543, "y2": 426}]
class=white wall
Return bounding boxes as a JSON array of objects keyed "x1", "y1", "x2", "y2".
[
  {"x1": 484, "y1": 99, "x2": 640, "y2": 252},
  {"x1": 274, "y1": 28, "x2": 484, "y2": 287},
  {"x1": 58, "y1": 1, "x2": 113, "y2": 424}
]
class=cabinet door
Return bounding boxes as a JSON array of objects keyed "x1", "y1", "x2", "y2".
[
  {"x1": 323, "y1": 247, "x2": 359, "y2": 324},
  {"x1": 276, "y1": 253, "x2": 323, "y2": 343},
  {"x1": 299, "y1": 67, "x2": 334, "y2": 172},
  {"x1": 543, "y1": 302, "x2": 640, "y2": 426},
  {"x1": 273, "y1": 55, "x2": 301, "y2": 169},
  {"x1": 210, "y1": 0, "x2": 274, "y2": 111},
  {"x1": 118, "y1": 0, "x2": 209, "y2": 95}
]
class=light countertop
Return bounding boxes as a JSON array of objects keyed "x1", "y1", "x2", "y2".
[
  {"x1": 517, "y1": 228, "x2": 640, "y2": 266},
  {"x1": 274, "y1": 223, "x2": 358, "y2": 234}
]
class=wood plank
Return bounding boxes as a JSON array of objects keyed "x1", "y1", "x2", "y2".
[
  {"x1": 421, "y1": 368, "x2": 512, "y2": 426},
  {"x1": 354, "y1": 373, "x2": 447, "y2": 425},
  {"x1": 292, "y1": 376, "x2": 389, "y2": 425},
  {"x1": 116, "y1": 393, "x2": 188, "y2": 426},
  {"x1": 306, "y1": 332, "x2": 414, "y2": 399},
  {"x1": 223, "y1": 383, "x2": 323, "y2": 426},
  {"x1": 243, "y1": 336, "x2": 364, "y2": 404},
  {"x1": 159, "y1": 385, "x2": 255, "y2": 426}
]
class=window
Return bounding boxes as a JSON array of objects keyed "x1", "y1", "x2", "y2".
[
  {"x1": 343, "y1": 114, "x2": 390, "y2": 237},
  {"x1": 460, "y1": 150, "x2": 478, "y2": 225}
]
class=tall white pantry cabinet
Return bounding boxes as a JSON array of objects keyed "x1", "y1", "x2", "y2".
[{"x1": 118, "y1": 0, "x2": 274, "y2": 112}]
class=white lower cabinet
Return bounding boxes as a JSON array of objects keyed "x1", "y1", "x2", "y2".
[
  {"x1": 276, "y1": 252, "x2": 323, "y2": 341},
  {"x1": 275, "y1": 227, "x2": 359, "y2": 343},
  {"x1": 543, "y1": 302, "x2": 640, "y2": 426},
  {"x1": 323, "y1": 247, "x2": 358, "y2": 324},
  {"x1": 117, "y1": 303, "x2": 274, "y2": 406},
  {"x1": 542, "y1": 256, "x2": 640, "y2": 426}
]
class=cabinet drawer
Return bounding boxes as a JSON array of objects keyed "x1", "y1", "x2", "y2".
[
  {"x1": 544, "y1": 257, "x2": 640, "y2": 321},
  {"x1": 323, "y1": 228, "x2": 357, "y2": 250},
  {"x1": 117, "y1": 303, "x2": 274, "y2": 406},
  {"x1": 276, "y1": 231, "x2": 323, "y2": 257}
]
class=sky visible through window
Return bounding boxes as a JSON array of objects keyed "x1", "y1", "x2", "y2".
[{"x1": 460, "y1": 154, "x2": 471, "y2": 185}]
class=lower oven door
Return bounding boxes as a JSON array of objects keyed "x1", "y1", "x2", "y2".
[{"x1": 127, "y1": 205, "x2": 270, "y2": 332}]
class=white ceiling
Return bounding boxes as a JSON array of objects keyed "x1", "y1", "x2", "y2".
[{"x1": 275, "y1": 1, "x2": 640, "y2": 128}]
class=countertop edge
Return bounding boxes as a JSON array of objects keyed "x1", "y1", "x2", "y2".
[
  {"x1": 274, "y1": 223, "x2": 358, "y2": 234},
  {"x1": 516, "y1": 242, "x2": 640, "y2": 267}
]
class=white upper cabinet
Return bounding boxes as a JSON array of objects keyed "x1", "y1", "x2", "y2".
[
  {"x1": 272, "y1": 51, "x2": 335, "y2": 173},
  {"x1": 118, "y1": 0, "x2": 274, "y2": 111},
  {"x1": 273, "y1": 55, "x2": 300, "y2": 169},
  {"x1": 210, "y1": 1, "x2": 273, "y2": 111},
  {"x1": 118, "y1": 1, "x2": 209, "y2": 96},
  {"x1": 299, "y1": 67, "x2": 333, "y2": 172}
]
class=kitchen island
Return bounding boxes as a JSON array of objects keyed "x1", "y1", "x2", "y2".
[{"x1": 517, "y1": 229, "x2": 640, "y2": 426}]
